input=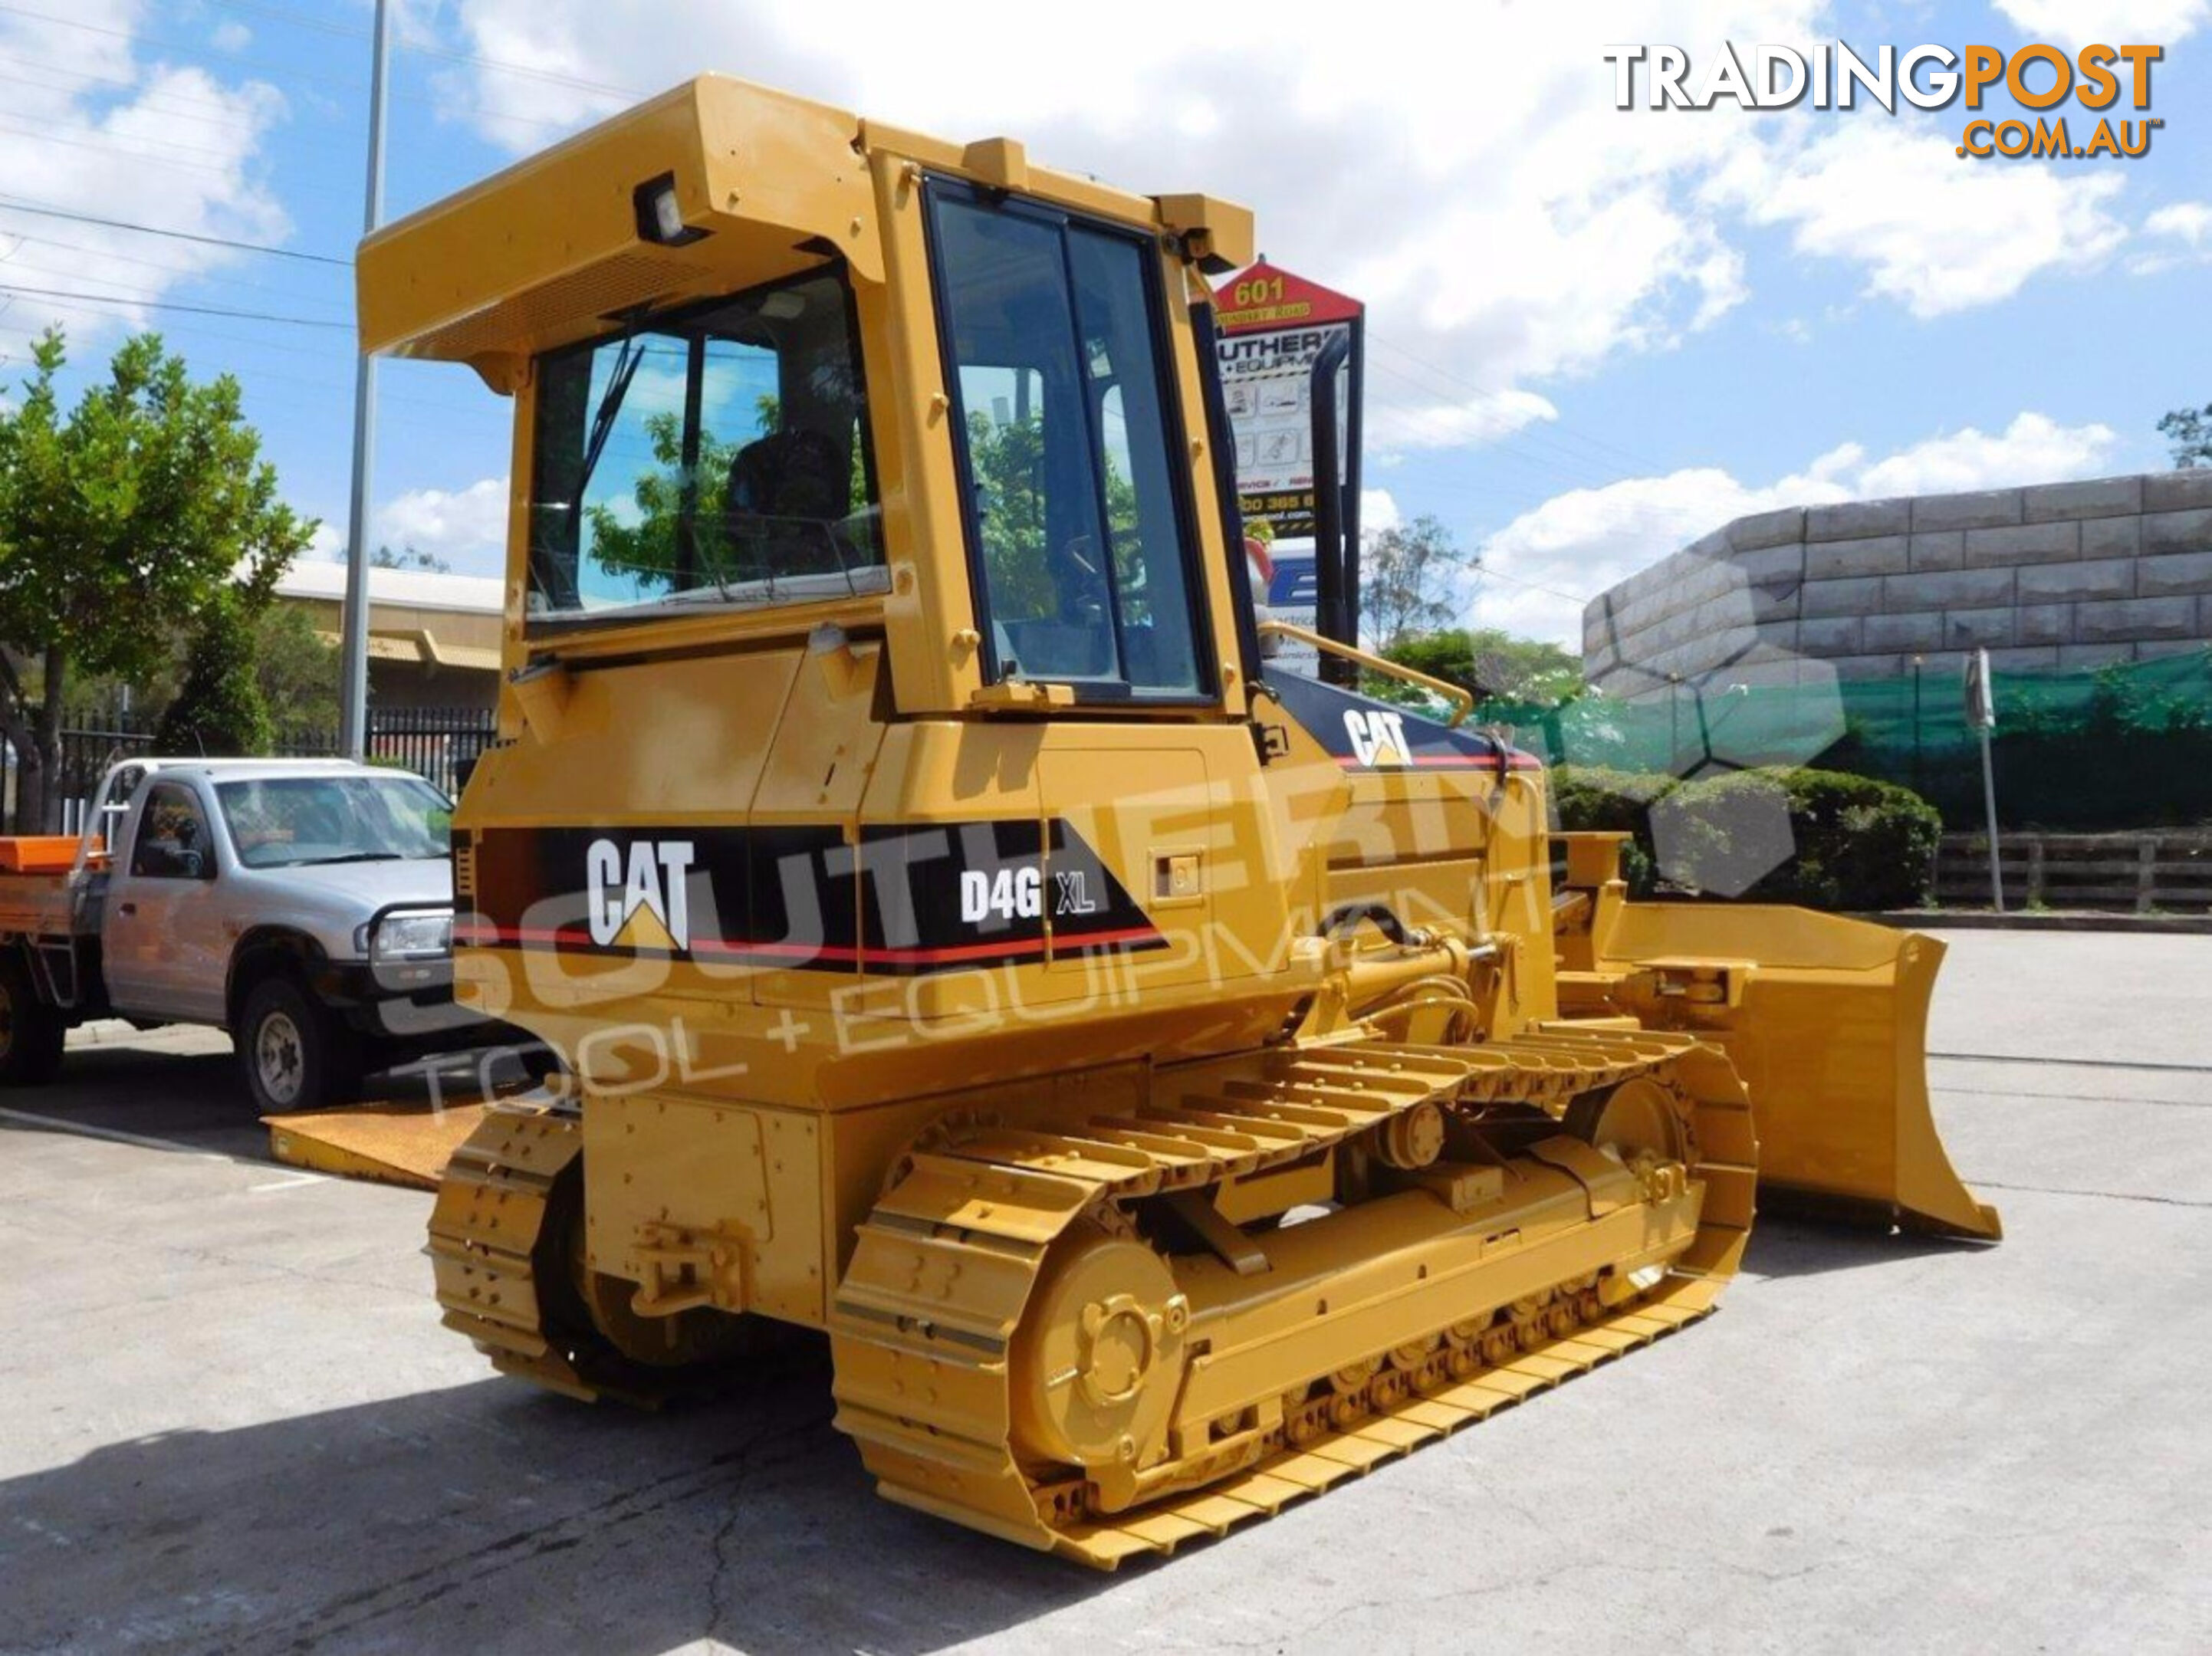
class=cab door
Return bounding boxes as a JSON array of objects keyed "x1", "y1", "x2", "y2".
[
  {"x1": 879, "y1": 182, "x2": 1295, "y2": 1014},
  {"x1": 102, "y1": 779, "x2": 228, "y2": 1022}
]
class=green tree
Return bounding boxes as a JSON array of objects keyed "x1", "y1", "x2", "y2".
[
  {"x1": 580, "y1": 397, "x2": 873, "y2": 594},
  {"x1": 252, "y1": 602, "x2": 340, "y2": 731},
  {"x1": 1359, "y1": 514, "x2": 1468, "y2": 649},
  {"x1": 156, "y1": 592, "x2": 274, "y2": 756},
  {"x1": 0, "y1": 329, "x2": 311, "y2": 828},
  {"x1": 2159, "y1": 403, "x2": 2211, "y2": 469},
  {"x1": 583, "y1": 410, "x2": 737, "y2": 588},
  {"x1": 1384, "y1": 627, "x2": 1588, "y2": 708},
  {"x1": 371, "y1": 543, "x2": 452, "y2": 573},
  {"x1": 965, "y1": 409, "x2": 1145, "y2": 626}
]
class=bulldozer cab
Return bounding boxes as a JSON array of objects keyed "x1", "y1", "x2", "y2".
[
  {"x1": 362, "y1": 77, "x2": 1259, "y2": 728},
  {"x1": 359, "y1": 77, "x2": 1379, "y2": 1087}
]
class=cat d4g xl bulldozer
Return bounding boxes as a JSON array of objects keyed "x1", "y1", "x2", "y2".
[{"x1": 358, "y1": 77, "x2": 1997, "y2": 1566}]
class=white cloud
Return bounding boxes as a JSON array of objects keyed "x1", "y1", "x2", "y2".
[
  {"x1": 434, "y1": 1, "x2": 1830, "y2": 463},
  {"x1": 1852, "y1": 412, "x2": 2117, "y2": 498},
  {"x1": 2145, "y1": 202, "x2": 2211, "y2": 244},
  {"x1": 376, "y1": 478, "x2": 511, "y2": 574},
  {"x1": 1367, "y1": 389, "x2": 1559, "y2": 452},
  {"x1": 420, "y1": 1, "x2": 2159, "y2": 478},
  {"x1": 1718, "y1": 121, "x2": 2128, "y2": 318},
  {"x1": 1473, "y1": 413, "x2": 2118, "y2": 646},
  {"x1": 212, "y1": 19, "x2": 251, "y2": 51},
  {"x1": 306, "y1": 521, "x2": 343, "y2": 561},
  {"x1": 1360, "y1": 488, "x2": 1400, "y2": 535},
  {"x1": 0, "y1": 4, "x2": 291, "y2": 341},
  {"x1": 1992, "y1": 1, "x2": 2210, "y2": 44},
  {"x1": 2129, "y1": 200, "x2": 2212, "y2": 274}
]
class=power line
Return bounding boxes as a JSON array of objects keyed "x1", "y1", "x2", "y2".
[
  {"x1": 0, "y1": 113, "x2": 258, "y2": 181},
  {"x1": 0, "y1": 198, "x2": 348, "y2": 267},
  {"x1": 1366, "y1": 365, "x2": 1613, "y2": 493},
  {"x1": 0, "y1": 5, "x2": 396, "y2": 116},
  {"x1": 0, "y1": 230, "x2": 349, "y2": 310},
  {"x1": 0, "y1": 103, "x2": 271, "y2": 167},
  {"x1": 0, "y1": 46, "x2": 285, "y2": 120},
  {"x1": 205, "y1": 0, "x2": 652, "y2": 102},
  {"x1": 201, "y1": 0, "x2": 366, "y2": 42},
  {"x1": 0, "y1": 282, "x2": 350, "y2": 329},
  {"x1": 0, "y1": 314, "x2": 488, "y2": 418},
  {"x1": 0, "y1": 61, "x2": 337, "y2": 140},
  {"x1": 1472, "y1": 563, "x2": 1592, "y2": 606},
  {"x1": 0, "y1": 2, "x2": 627, "y2": 150},
  {"x1": 1366, "y1": 330, "x2": 1670, "y2": 478}
]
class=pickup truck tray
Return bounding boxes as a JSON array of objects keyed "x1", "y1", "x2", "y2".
[{"x1": 0, "y1": 836, "x2": 90, "y2": 874}]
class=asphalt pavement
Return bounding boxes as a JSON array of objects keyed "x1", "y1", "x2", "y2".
[{"x1": 2, "y1": 932, "x2": 2206, "y2": 1654}]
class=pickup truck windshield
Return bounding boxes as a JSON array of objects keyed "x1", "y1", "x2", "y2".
[{"x1": 215, "y1": 775, "x2": 452, "y2": 869}]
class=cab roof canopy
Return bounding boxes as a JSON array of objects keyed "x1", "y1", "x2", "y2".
[
  {"x1": 357, "y1": 77, "x2": 878, "y2": 391},
  {"x1": 357, "y1": 74, "x2": 1254, "y2": 393}
]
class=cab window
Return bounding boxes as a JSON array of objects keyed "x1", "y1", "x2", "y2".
[
  {"x1": 526, "y1": 268, "x2": 882, "y2": 624},
  {"x1": 929, "y1": 185, "x2": 1209, "y2": 698},
  {"x1": 130, "y1": 784, "x2": 213, "y2": 880}
]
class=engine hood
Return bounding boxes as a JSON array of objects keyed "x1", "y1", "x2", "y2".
[{"x1": 261, "y1": 858, "x2": 454, "y2": 910}]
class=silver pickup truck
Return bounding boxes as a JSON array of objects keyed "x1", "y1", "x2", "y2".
[{"x1": 0, "y1": 757, "x2": 491, "y2": 1112}]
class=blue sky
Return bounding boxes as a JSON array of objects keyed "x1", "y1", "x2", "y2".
[{"x1": 2, "y1": 0, "x2": 2207, "y2": 645}]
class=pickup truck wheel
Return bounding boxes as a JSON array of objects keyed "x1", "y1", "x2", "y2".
[
  {"x1": 239, "y1": 975, "x2": 363, "y2": 1116},
  {"x1": 0, "y1": 953, "x2": 65, "y2": 1086}
]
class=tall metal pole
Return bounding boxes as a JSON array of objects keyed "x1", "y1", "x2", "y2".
[
  {"x1": 1966, "y1": 648, "x2": 2003, "y2": 913},
  {"x1": 337, "y1": 0, "x2": 393, "y2": 761},
  {"x1": 1980, "y1": 722, "x2": 2004, "y2": 913}
]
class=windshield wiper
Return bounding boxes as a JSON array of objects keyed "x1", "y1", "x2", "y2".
[
  {"x1": 570, "y1": 314, "x2": 650, "y2": 514},
  {"x1": 295, "y1": 852, "x2": 408, "y2": 866}
]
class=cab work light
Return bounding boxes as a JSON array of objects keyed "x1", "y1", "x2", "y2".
[{"x1": 633, "y1": 173, "x2": 706, "y2": 246}]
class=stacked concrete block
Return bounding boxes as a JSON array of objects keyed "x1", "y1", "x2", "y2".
[{"x1": 1583, "y1": 472, "x2": 2212, "y2": 692}]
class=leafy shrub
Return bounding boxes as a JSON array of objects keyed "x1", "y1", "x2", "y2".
[
  {"x1": 1552, "y1": 765, "x2": 1676, "y2": 894},
  {"x1": 155, "y1": 593, "x2": 273, "y2": 757},
  {"x1": 1552, "y1": 764, "x2": 1941, "y2": 911}
]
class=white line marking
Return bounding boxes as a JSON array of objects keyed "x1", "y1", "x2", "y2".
[
  {"x1": 0, "y1": 1105, "x2": 251, "y2": 1164},
  {"x1": 247, "y1": 1172, "x2": 327, "y2": 1193}
]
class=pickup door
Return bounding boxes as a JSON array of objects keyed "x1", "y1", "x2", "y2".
[{"x1": 101, "y1": 778, "x2": 230, "y2": 1023}]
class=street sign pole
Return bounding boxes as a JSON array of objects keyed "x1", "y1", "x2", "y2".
[
  {"x1": 1966, "y1": 647, "x2": 2003, "y2": 912},
  {"x1": 337, "y1": 0, "x2": 393, "y2": 762}
]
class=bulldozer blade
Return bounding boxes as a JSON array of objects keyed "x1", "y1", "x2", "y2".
[
  {"x1": 266, "y1": 1102, "x2": 497, "y2": 1191},
  {"x1": 1596, "y1": 905, "x2": 2001, "y2": 1242}
]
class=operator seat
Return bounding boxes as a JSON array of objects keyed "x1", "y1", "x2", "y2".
[{"x1": 723, "y1": 426, "x2": 849, "y2": 583}]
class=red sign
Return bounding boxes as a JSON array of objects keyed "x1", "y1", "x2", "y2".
[
  {"x1": 1214, "y1": 261, "x2": 1364, "y2": 335},
  {"x1": 1213, "y1": 261, "x2": 1365, "y2": 538}
]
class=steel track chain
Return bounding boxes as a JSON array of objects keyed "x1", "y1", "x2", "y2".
[{"x1": 829, "y1": 1028, "x2": 1756, "y2": 1566}]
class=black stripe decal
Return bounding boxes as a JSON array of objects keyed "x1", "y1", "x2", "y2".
[{"x1": 457, "y1": 818, "x2": 1166, "y2": 975}]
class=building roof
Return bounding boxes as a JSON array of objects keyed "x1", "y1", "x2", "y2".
[{"x1": 274, "y1": 560, "x2": 505, "y2": 616}]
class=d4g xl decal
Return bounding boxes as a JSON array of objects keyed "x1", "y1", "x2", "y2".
[{"x1": 457, "y1": 819, "x2": 1165, "y2": 974}]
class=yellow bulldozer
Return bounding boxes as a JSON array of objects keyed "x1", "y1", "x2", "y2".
[{"x1": 355, "y1": 77, "x2": 1997, "y2": 1567}]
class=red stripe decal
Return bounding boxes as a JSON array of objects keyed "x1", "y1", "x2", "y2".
[
  {"x1": 1334, "y1": 755, "x2": 1544, "y2": 771},
  {"x1": 453, "y1": 922, "x2": 1165, "y2": 965}
]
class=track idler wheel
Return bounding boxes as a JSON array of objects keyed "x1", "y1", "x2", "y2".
[
  {"x1": 1567, "y1": 1075, "x2": 1692, "y2": 1169},
  {"x1": 1011, "y1": 1221, "x2": 1189, "y2": 1508}
]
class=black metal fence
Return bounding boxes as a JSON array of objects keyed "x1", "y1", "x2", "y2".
[
  {"x1": 364, "y1": 705, "x2": 499, "y2": 797},
  {"x1": 2, "y1": 705, "x2": 497, "y2": 833}
]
